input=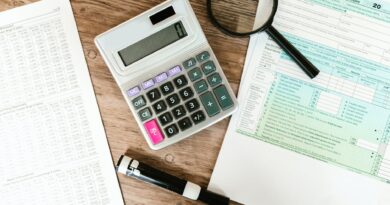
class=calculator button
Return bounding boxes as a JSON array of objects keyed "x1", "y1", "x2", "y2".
[
  {"x1": 172, "y1": 105, "x2": 186, "y2": 119},
  {"x1": 196, "y1": 51, "x2": 210, "y2": 63},
  {"x1": 158, "y1": 112, "x2": 173, "y2": 126},
  {"x1": 194, "y1": 80, "x2": 208, "y2": 94},
  {"x1": 165, "y1": 124, "x2": 179, "y2": 138},
  {"x1": 200, "y1": 91, "x2": 220, "y2": 117},
  {"x1": 132, "y1": 96, "x2": 147, "y2": 110},
  {"x1": 191, "y1": 111, "x2": 206, "y2": 124},
  {"x1": 168, "y1": 65, "x2": 182, "y2": 77},
  {"x1": 144, "y1": 119, "x2": 164, "y2": 145},
  {"x1": 155, "y1": 72, "x2": 168, "y2": 83},
  {"x1": 183, "y1": 58, "x2": 197, "y2": 69},
  {"x1": 138, "y1": 108, "x2": 152, "y2": 121},
  {"x1": 201, "y1": 61, "x2": 216, "y2": 75},
  {"x1": 153, "y1": 100, "x2": 167, "y2": 114},
  {"x1": 214, "y1": 85, "x2": 234, "y2": 110},
  {"x1": 147, "y1": 88, "x2": 161, "y2": 102},
  {"x1": 179, "y1": 87, "x2": 194, "y2": 101},
  {"x1": 142, "y1": 79, "x2": 155, "y2": 90},
  {"x1": 173, "y1": 75, "x2": 188, "y2": 89},
  {"x1": 166, "y1": 93, "x2": 181, "y2": 107},
  {"x1": 185, "y1": 99, "x2": 200, "y2": 113},
  {"x1": 188, "y1": 67, "x2": 203, "y2": 82},
  {"x1": 178, "y1": 117, "x2": 192, "y2": 131},
  {"x1": 160, "y1": 82, "x2": 174, "y2": 95},
  {"x1": 207, "y1": 73, "x2": 222, "y2": 87},
  {"x1": 127, "y1": 86, "x2": 141, "y2": 97}
]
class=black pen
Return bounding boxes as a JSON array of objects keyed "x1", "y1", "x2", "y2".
[{"x1": 116, "y1": 155, "x2": 230, "y2": 205}]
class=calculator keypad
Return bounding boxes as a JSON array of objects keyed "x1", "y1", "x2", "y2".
[{"x1": 127, "y1": 50, "x2": 236, "y2": 147}]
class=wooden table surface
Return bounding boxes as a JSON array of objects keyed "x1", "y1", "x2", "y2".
[{"x1": 0, "y1": 0, "x2": 249, "y2": 204}]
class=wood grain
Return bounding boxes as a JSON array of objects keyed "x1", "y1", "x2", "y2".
[{"x1": 0, "y1": 0, "x2": 248, "y2": 204}]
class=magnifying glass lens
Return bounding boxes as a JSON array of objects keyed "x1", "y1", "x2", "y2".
[{"x1": 210, "y1": 0, "x2": 275, "y2": 34}]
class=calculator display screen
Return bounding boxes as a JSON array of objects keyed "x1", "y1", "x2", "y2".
[{"x1": 118, "y1": 21, "x2": 188, "y2": 66}]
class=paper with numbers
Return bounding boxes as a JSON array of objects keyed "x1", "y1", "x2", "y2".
[
  {"x1": 209, "y1": 0, "x2": 390, "y2": 204},
  {"x1": 0, "y1": 0, "x2": 123, "y2": 204}
]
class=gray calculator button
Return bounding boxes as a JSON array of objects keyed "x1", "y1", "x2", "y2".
[
  {"x1": 138, "y1": 108, "x2": 152, "y2": 121},
  {"x1": 196, "y1": 51, "x2": 210, "y2": 62},
  {"x1": 188, "y1": 67, "x2": 203, "y2": 82},
  {"x1": 132, "y1": 96, "x2": 146, "y2": 110},
  {"x1": 213, "y1": 85, "x2": 234, "y2": 110},
  {"x1": 200, "y1": 91, "x2": 220, "y2": 117},
  {"x1": 191, "y1": 110, "x2": 206, "y2": 124},
  {"x1": 201, "y1": 61, "x2": 216, "y2": 75},
  {"x1": 183, "y1": 58, "x2": 197, "y2": 69},
  {"x1": 172, "y1": 105, "x2": 186, "y2": 119},
  {"x1": 207, "y1": 73, "x2": 222, "y2": 87},
  {"x1": 165, "y1": 124, "x2": 179, "y2": 138},
  {"x1": 159, "y1": 112, "x2": 173, "y2": 126},
  {"x1": 194, "y1": 80, "x2": 208, "y2": 94}
]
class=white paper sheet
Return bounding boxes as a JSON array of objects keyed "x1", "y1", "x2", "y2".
[
  {"x1": 0, "y1": 0, "x2": 123, "y2": 204},
  {"x1": 209, "y1": 0, "x2": 390, "y2": 204}
]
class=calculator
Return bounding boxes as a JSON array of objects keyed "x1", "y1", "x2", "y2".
[{"x1": 95, "y1": 0, "x2": 238, "y2": 150}]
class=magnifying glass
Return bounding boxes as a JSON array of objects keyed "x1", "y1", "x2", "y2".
[{"x1": 207, "y1": 0, "x2": 320, "y2": 79}]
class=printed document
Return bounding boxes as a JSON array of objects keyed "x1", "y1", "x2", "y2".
[
  {"x1": 0, "y1": 0, "x2": 123, "y2": 204},
  {"x1": 209, "y1": 0, "x2": 390, "y2": 204}
]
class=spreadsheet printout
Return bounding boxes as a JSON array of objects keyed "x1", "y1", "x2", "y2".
[
  {"x1": 0, "y1": 0, "x2": 123, "y2": 204},
  {"x1": 209, "y1": 0, "x2": 390, "y2": 204}
]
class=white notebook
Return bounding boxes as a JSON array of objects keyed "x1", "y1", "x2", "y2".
[{"x1": 0, "y1": 0, "x2": 124, "y2": 204}]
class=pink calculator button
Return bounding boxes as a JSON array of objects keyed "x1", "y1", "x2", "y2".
[{"x1": 144, "y1": 119, "x2": 164, "y2": 145}]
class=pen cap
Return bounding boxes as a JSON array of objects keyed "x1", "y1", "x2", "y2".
[{"x1": 198, "y1": 189, "x2": 230, "y2": 205}]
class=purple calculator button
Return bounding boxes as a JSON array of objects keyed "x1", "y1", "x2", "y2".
[
  {"x1": 142, "y1": 79, "x2": 155, "y2": 90},
  {"x1": 155, "y1": 72, "x2": 168, "y2": 83},
  {"x1": 127, "y1": 86, "x2": 140, "y2": 97},
  {"x1": 168, "y1": 66, "x2": 182, "y2": 77}
]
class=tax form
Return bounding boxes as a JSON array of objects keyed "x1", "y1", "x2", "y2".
[
  {"x1": 209, "y1": 0, "x2": 390, "y2": 204},
  {"x1": 0, "y1": 0, "x2": 123, "y2": 204}
]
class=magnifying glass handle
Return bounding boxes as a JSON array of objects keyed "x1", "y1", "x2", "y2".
[{"x1": 265, "y1": 26, "x2": 320, "y2": 79}]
